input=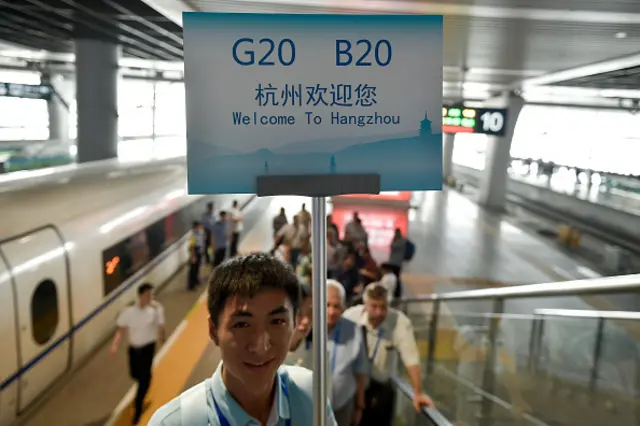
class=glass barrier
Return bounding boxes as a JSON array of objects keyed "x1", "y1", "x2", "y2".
[
  {"x1": 392, "y1": 373, "x2": 451, "y2": 426},
  {"x1": 397, "y1": 302, "x2": 640, "y2": 426}
]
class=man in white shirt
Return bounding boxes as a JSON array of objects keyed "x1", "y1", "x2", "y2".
[
  {"x1": 110, "y1": 283, "x2": 166, "y2": 424},
  {"x1": 342, "y1": 283, "x2": 433, "y2": 426},
  {"x1": 229, "y1": 199, "x2": 244, "y2": 257},
  {"x1": 275, "y1": 215, "x2": 309, "y2": 267},
  {"x1": 379, "y1": 263, "x2": 397, "y2": 303}
]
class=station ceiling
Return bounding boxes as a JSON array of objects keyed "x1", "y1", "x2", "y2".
[
  {"x1": 0, "y1": 0, "x2": 638, "y2": 102},
  {"x1": 0, "y1": 0, "x2": 182, "y2": 61},
  {"x1": 549, "y1": 66, "x2": 640, "y2": 91}
]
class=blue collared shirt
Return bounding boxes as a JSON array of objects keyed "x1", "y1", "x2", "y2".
[
  {"x1": 148, "y1": 362, "x2": 338, "y2": 426},
  {"x1": 201, "y1": 211, "x2": 216, "y2": 232},
  {"x1": 327, "y1": 317, "x2": 368, "y2": 410},
  {"x1": 212, "y1": 220, "x2": 229, "y2": 250}
]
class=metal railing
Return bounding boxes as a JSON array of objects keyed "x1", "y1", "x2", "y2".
[
  {"x1": 391, "y1": 374, "x2": 453, "y2": 426},
  {"x1": 399, "y1": 273, "x2": 640, "y2": 374},
  {"x1": 396, "y1": 274, "x2": 640, "y2": 426}
]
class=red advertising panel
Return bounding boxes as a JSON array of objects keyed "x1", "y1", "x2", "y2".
[
  {"x1": 338, "y1": 191, "x2": 412, "y2": 202},
  {"x1": 331, "y1": 204, "x2": 409, "y2": 250}
]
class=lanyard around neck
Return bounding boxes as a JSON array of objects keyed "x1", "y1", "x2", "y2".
[
  {"x1": 368, "y1": 327, "x2": 384, "y2": 363},
  {"x1": 213, "y1": 377, "x2": 291, "y2": 426}
]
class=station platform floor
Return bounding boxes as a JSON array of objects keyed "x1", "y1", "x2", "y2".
[
  {"x1": 15, "y1": 188, "x2": 632, "y2": 426},
  {"x1": 458, "y1": 161, "x2": 640, "y2": 217}
]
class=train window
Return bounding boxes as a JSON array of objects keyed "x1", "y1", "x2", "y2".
[
  {"x1": 103, "y1": 243, "x2": 124, "y2": 296},
  {"x1": 164, "y1": 214, "x2": 177, "y2": 247},
  {"x1": 146, "y1": 219, "x2": 165, "y2": 259},
  {"x1": 129, "y1": 231, "x2": 150, "y2": 272},
  {"x1": 31, "y1": 279, "x2": 59, "y2": 345},
  {"x1": 101, "y1": 196, "x2": 218, "y2": 297}
]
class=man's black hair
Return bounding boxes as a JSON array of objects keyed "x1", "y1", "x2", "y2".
[
  {"x1": 192, "y1": 220, "x2": 200, "y2": 228},
  {"x1": 207, "y1": 253, "x2": 301, "y2": 325},
  {"x1": 138, "y1": 283, "x2": 154, "y2": 295}
]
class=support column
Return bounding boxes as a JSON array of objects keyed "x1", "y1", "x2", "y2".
[
  {"x1": 477, "y1": 92, "x2": 525, "y2": 212},
  {"x1": 42, "y1": 73, "x2": 70, "y2": 142},
  {"x1": 75, "y1": 39, "x2": 120, "y2": 163},
  {"x1": 443, "y1": 132, "x2": 455, "y2": 180}
]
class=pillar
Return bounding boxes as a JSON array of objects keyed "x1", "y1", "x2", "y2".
[
  {"x1": 477, "y1": 92, "x2": 525, "y2": 212},
  {"x1": 75, "y1": 39, "x2": 120, "y2": 163},
  {"x1": 443, "y1": 132, "x2": 455, "y2": 180},
  {"x1": 42, "y1": 73, "x2": 70, "y2": 142}
]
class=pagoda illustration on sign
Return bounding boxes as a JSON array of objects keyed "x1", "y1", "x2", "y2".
[
  {"x1": 420, "y1": 111, "x2": 432, "y2": 136},
  {"x1": 330, "y1": 155, "x2": 336, "y2": 173},
  {"x1": 264, "y1": 160, "x2": 269, "y2": 174}
]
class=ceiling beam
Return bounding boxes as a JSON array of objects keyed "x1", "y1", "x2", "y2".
[
  {"x1": 139, "y1": 0, "x2": 198, "y2": 26},
  {"x1": 56, "y1": 0, "x2": 184, "y2": 57},
  {"x1": 102, "y1": 0, "x2": 183, "y2": 45},
  {"x1": 515, "y1": 53, "x2": 640, "y2": 88},
  {"x1": 22, "y1": 0, "x2": 179, "y2": 61}
]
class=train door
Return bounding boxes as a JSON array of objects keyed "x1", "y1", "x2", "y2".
[
  {"x1": 0, "y1": 228, "x2": 71, "y2": 412},
  {"x1": 0, "y1": 254, "x2": 19, "y2": 424}
]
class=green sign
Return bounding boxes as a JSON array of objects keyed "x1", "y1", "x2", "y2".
[
  {"x1": 0, "y1": 82, "x2": 52, "y2": 100},
  {"x1": 442, "y1": 105, "x2": 508, "y2": 136}
]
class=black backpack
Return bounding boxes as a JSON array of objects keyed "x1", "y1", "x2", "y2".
[{"x1": 404, "y1": 240, "x2": 415, "y2": 261}]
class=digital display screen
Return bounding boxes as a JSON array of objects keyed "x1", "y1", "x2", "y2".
[
  {"x1": 105, "y1": 256, "x2": 120, "y2": 276},
  {"x1": 0, "y1": 82, "x2": 52, "y2": 100},
  {"x1": 442, "y1": 105, "x2": 508, "y2": 136}
]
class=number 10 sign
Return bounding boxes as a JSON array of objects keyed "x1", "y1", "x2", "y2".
[{"x1": 442, "y1": 105, "x2": 508, "y2": 136}]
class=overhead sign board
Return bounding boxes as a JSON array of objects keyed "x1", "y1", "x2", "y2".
[
  {"x1": 442, "y1": 105, "x2": 508, "y2": 136},
  {"x1": 183, "y1": 13, "x2": 443, "y2": 195},
  {"x1": 0, "y1": 82, "x2": 52, "y2": 100}
]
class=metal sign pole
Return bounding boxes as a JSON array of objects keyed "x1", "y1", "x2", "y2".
[{"x1": 311, "y1": 196, "x2": 328, "y2": 426}]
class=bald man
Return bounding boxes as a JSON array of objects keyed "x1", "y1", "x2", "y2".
[{"x1": 326, "y1": 280, "x2": 368, "y2": 426}]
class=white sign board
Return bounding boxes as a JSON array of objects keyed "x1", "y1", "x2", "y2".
[{"x1": 183, "y1": 13, "x2": 443, "y2": 195}]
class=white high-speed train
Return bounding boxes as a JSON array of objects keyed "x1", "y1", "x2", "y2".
[{"x1": 0, "y1": 156, "x2": 254, "y2": 425}]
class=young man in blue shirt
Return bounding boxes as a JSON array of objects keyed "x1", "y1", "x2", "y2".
[{"x1": 148, "y1": 253, "x2": 338, "y2": 426}]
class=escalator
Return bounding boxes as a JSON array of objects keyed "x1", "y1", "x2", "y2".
[{"x1": 394, "y1": 274, "x2": 640, "y2": 426}]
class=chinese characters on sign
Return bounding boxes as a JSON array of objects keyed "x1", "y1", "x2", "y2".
[{"x1": 255, "y1": 83, "x2": 378, "y2": 107}]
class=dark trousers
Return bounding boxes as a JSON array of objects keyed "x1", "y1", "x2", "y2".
[
  {"x1": 128, "y1": 342, "x2": 155, "y2": 422},
  {"x1": 213, "y1": 247, "x2": 226, "y2": 267},
  {"x1": 203, "y1": 231, "x2": 212, "y2": 263},
  {"x1": 361, "y1": 379, "x2": 395, "y2": 426},
  {"x1": 230, "y1": 232, "x2": 240, "y2": 257},
  {"x1": 290, "y1": 247, "x2": 301, "y2": 267},
  {"x1": 388, "y1": 264, "x2": 403, "y2": 298},
  {"x1": 188, "y1": 252, "x2": 201, "y2": 290}
]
